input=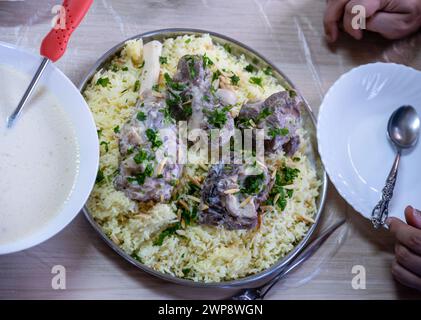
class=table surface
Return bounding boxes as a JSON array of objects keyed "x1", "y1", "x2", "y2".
[{"x1": 1, "y1": 0, "x2": 420, "y2": 300}]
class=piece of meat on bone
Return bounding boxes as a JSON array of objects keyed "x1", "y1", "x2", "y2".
[
  {"x1": 114, "y1": 92, "x2": 183, "y2": 202},
  {"x1": 166, "y1": 55, "x2": 235, "y2": 146},
  {"x1": 199, "y1": 162, "x2": 271, "y2": 230},
  {"x1": 237, "y1": 91, "x2": 302, "y2": 156}
]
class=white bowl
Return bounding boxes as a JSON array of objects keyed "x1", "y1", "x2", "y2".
[
  {"x1": 0, "y1": 42, "x2": 99, "y2": 254},
  {"x1": 318, "y1": 62, "x2": 421, "y2": 223}
]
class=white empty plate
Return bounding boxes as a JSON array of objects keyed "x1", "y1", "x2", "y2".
[{"x1": 318, "y1": 63, "x2": 421, "y2": 223}]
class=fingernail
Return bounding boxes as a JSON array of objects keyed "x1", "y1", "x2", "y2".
[
  {"x1": 385, "y1": 218, "x2": 392, "y2": 227},
  {"x1": 412, "y1": 207, "x2": 421, "y2": 218}
]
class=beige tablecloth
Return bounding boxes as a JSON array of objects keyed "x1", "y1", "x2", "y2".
[{"x1": 0, "y1": 0, "x2": 420, "y2": 299}]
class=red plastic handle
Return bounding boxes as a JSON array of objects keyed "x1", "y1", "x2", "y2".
[{"x1": 40, "y1": 0, "x2": 93, "y2": 62}]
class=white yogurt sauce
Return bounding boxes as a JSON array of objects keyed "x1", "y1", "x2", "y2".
[{"x1": 0, "y1": 65, "x2": 79, "y2": 245}]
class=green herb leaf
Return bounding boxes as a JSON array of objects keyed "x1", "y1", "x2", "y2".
[
  {"x1": 223, "y1": 43, "x2": 232, "y2": 53},
  {"x1": 153, "y1": 223, "x2": 180, "y2": 246},
  {"x1": 113, "y1": 125, "x2": 120, "y2": 134},
  {"x1": 256, "y1": 107, "x2": 272, "y2": 123},
  {"x1": 133, "y1": 80, "x2": 140, "y2": 92},
  {"x1": 100, "y1": 141, "x2": 109, "y2": 153},
  {"x1": 96, "y1": 168, "x2": 105, "y2": 184},
  {"x1": 268, "y1": 127, "x2": 289, "y2": 138},
  {"x1": 212, "y1": 70, "x2": 221, "y2": 82},
  {"x1": 203, "y1": 54, "x2": 214, "y2": 68},
  {"x1": 245, "y1": 64, "x2": 255, "y2": 73},
  {"x1": 241, "y1": 173, "x2": 265, "y2": 195},
  {"x1": 133, "y1": 149, "x2": 148, "y2": 164},
  {"x1": 263, "y1": 67, "x2": 273, "y2": 76},
  {"x1": 136, "y1": 111, "x2": 147, "y2": 121},
  {"x1": 230, "y1": 74, "x2": 240, "y2": 85},
  {"x1": 145, "y1": 128, "x2": 163, "y2": 149},
  {"x1": 159, "y1": 56, "x2": 168, "y2": 64},
  {"x1": 96, "y1": 77, "x2": 110, "y2": 87},
  {"x1": 122, "y1": 66, "x2": 129, "y2": 71},
  {"x1": 249, "y1": 77, "x2": 263, "y2": 87}
]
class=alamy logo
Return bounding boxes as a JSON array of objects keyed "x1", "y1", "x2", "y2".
[
  {"x1": 51, "y1": 5, "x2": 66, "y2": 30},
  {"x1": 51, "y1": 265, "x2": 66, "y2": 290},
  {"x1": 351, "y1": 265, "x2": 366, "y2": 290},
  {"x1": 351, "y1": 5, "x2": 367, "y2": 30}
]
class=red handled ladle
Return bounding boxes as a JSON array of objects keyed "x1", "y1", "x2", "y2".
[{"x1": 6, "y1": 0, "x2": 93, "y2": 128}]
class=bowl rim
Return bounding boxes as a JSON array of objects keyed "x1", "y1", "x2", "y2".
[
  {"x1": 78, "y1": 28, "x2": 328, "y2": 288},
  {"x1": 0, "y1": 41, "x2": 99, "y2": 255}
]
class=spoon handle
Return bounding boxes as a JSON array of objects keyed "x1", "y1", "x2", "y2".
[{"x1": 372, "y1": 151, "x2": 401, "y2": 229}]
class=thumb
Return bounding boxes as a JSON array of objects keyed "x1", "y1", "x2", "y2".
[{"x1": 404, "y1": 206, "x2": 421, "y2": 229}]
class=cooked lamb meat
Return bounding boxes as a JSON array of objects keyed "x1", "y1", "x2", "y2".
[
  {"x1": 199, "y1": 162, "x2": 271, "y2": 230},
  {"x1": 237, "y1": 91, "x2": 302, "y2": 156},
  {"x1": 165, "y1": 55, "x2": 235, "y2": 146},
  {"x1": 114, "y1": 92, "x2": 183, "y2": 202}
]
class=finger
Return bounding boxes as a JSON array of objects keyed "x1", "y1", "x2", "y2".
[
  {"x1": 366, "y1": 12, "x2": 420, "y2": 39},
  {"x1": 395, "y1": 243, "x2": 421, "y2": 277},
  {"x1": 389, "y1": 218, "x2": 421, "y2": 255},
  {"x1": 342, "y1": 0, "x2": 386, "y2": 40},
  {"x1": 391, "y1": 259, "x2": 421, "y2": 291},
  {"x1": 405, "y1": 206, "x2": 421, "y2": 230},
  {"x1": 324, "y1": 0, "x2": 349, "y2": 42}
]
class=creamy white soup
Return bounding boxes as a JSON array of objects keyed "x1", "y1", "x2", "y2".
[{"x1": 0, "y1": 65, "x2": 79, "y2": 245}]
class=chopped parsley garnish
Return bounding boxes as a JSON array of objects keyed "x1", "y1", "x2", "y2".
[
  {"x1": 182, "y1": 268, "x2": 191, "y2": 276},
  {"x1": 96, "y1": 77, "x2": 110, "y2": 87},
  {"x1": 202, "y1": 95, "x2": 210, "y2": 102},
  {"x1": 145, "y1": 128, "x2": 163, "y2": 149},
  {"x1": 230, "y1": 74, "x2": 240, "y2": 85},
  {"x1": 249, "y1": 77, "x2": 263, "y2": 87},
  {"x1": 96, "y1": 169, "x2": 105, "y2": 184},
  {"x1": 203, "y1": 54, "x2": 214, "y2": 68},
  {"x1": 164, "y1": 73, "x2": 186, "y2": 91},
  {"x1": 159, "y1": 56, "x2": 168, "y2": 64},
  {"x1": 113, "y1": 125, "x2": 120, "y2": 134},
  {"x1": 223, "y1": 43, "x2": 232, "y2": 53},
  {"x1": 152, "y1": 84, "x2": 160, "y2": 92},
  {"x1": 120, "y1": 88, "x2": 128, "y2": 94},
  {"x1": 263, "y1": 66, "x2": 273, "y2": 76},
  {"x1": 139, "y1": 61, "x2": 145, "y2": 68},
  {"x1": 207, "y1": 105, "x2": 232, "y2": 129},
  {"x1": 127, "y1": 147, "x2": 134, "y2": 155},
  {"x1": 245, "y1": 64, "x2": 255, "y2": 72},
  {"x1": 293, "y1": 157, "x2": 301, "y2": 162},
  {"x1": 266, "y1": 166, "x2": 300, "y2": 211},
  {"x1": 97, "y1": 128, "x2": 103, "y2": 138},
  {"x1": 153, "y1": 223, "x2": 181, "y2": 246},
  {"x1": 187, "y1": 56, "x2": 197, "y2": 79},
  {"x1": 241, "y1": 173, "x2": 265, "y2": 195},
  {"x1": 288, "y1": 89, "x2": 297, "y2": 98},
  {"x1": 181, "y1": 207, "x2": 198, "y2": 226},
  {"x1": 133, "y1": 149, "x2": 148, "y2": 164},
  {"x1": 212, "y1": 70, "x2": 221, "y2": 82},
  {"x1": 111, "y1": 64, "x2": 119, "y2": 72},
  {"x1": 136, "y1": 111, "x2": 147, "y2": 121},
  {"x1": 122, "y1": 66, "x2": 129, "y2": 71},
  {"x1": 185, "y1": 38, "x2": 192, "y2": 44},
  {"x1": 256, "y1": 107, "x2": 272, "y2": 123},
  {"x1": 133, "y1": 80, "x2": 140, "y2": 92},
  {"x1": 268, "y1": 127, "x2": 289, "y2": 138},
  {"x1": 279, "y1": 166, "x2": 300, "y2": 185},
  {"x1": 127, "y1": 163, "x2": 154, "y2": 185},
  {"x1": 159, "y1": 107, "x2": 174, "y2": 123},
  {"x1": 100, "y1": 141, "x2": 109, "y2": 153}
]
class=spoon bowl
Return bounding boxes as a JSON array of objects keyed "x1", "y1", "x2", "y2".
[{"x1": 388, "y1": 105, "x2": 420, "y2": 150}]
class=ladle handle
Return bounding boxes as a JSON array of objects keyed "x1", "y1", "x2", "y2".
[
  {"x1": 372, "y1": 151, "x2": 401, "y2": 229},
  {"x1": 40, "y1": 0, "x2": 93, "y2": 62}
]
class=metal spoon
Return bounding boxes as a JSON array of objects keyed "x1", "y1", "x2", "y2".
[{"x1": 371, "y1": 105, "x2": 420, "y2": 229}]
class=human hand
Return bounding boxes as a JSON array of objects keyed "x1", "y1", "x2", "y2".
[
  {"x1": 324, "y1": 0, "x2": 421, "y2": 42},
  {"x1": 387, "y1": 206, "x2": 421, "y2": 292}
]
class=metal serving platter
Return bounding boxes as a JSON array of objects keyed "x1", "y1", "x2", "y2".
[{"x1": 79, "y1": 28, "x2": 328, "y2": 288}]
